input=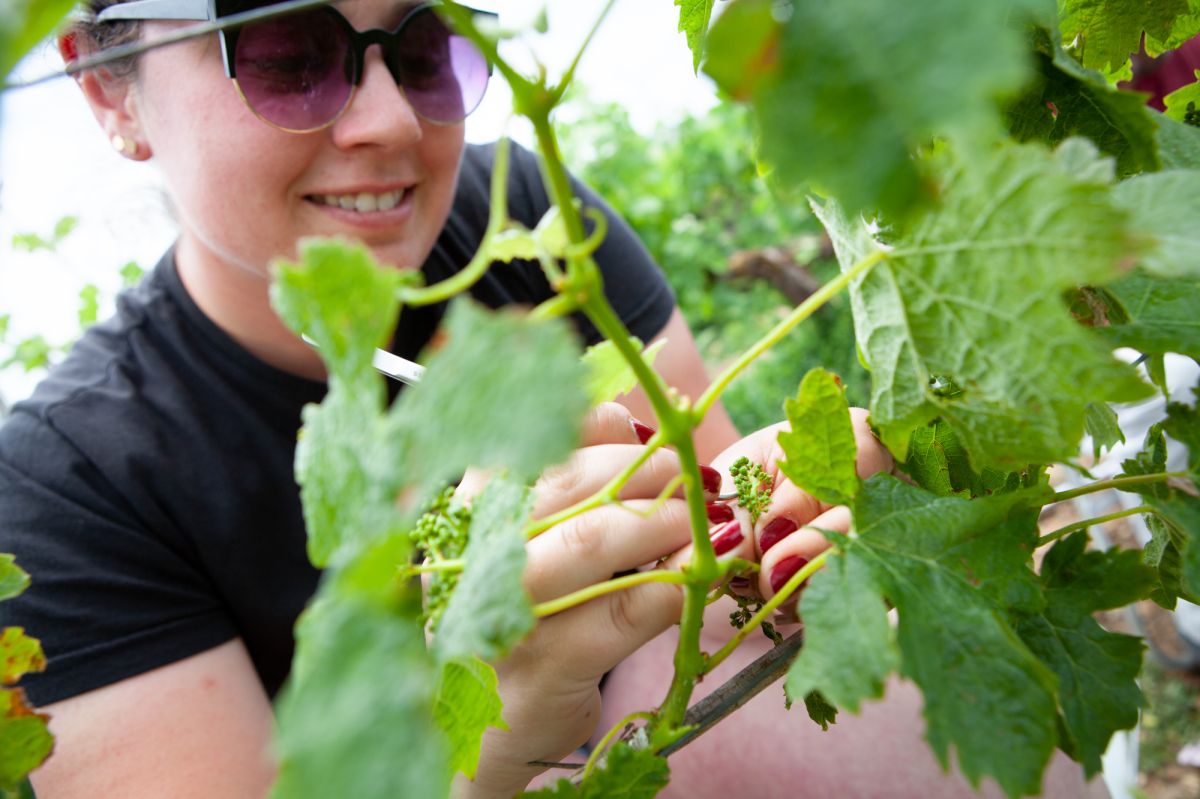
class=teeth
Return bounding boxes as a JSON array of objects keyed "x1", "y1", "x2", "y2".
[{"x1": 316, "y1": 189, "x2": 405, "y2": 212}]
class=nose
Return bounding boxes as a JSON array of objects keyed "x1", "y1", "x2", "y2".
[{"x1": 329, "y1": 47, "x2": 422, "y2": 150}]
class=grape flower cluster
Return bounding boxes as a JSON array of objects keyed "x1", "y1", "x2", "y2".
[{"x1": 410, "y1": 485, "x2": 472, "y2": 630}]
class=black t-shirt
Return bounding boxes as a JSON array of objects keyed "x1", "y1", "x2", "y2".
[{"x1": 0, "y1": 141, "x2": 674, "y2": 706}]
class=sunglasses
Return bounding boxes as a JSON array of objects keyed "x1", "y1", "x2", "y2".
[{"x1": 97, "y1": 0, "x2": 494, "y2": 132}]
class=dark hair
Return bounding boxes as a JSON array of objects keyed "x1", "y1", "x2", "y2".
[{"x1": 72, "y1": 0, "x2": 142, "y2": 79}]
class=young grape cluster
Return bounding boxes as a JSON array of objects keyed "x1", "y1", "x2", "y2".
[
  {"x1": 410, "y1": 485, "x2": 472, "y2": 629},
  {"x1": 729, "y1": 456, "x2": 773, "y2": 524}
]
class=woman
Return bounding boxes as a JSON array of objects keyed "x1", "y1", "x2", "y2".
[{"x1": 0, "y1": 1, "x2": 1105, "y2": 797}]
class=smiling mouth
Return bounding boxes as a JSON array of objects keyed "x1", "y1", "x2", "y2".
[{"x1": 308, "y1": 188, "x2": 408, "y2": 213}]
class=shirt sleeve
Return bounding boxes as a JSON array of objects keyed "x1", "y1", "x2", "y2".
[{"x1": 0, "y1": 410, "x2": 238, "y2": 706}]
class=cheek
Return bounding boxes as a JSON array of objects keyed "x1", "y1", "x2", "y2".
[
  {"x1": 138, "y1": 72, "x2": 314, "y2": 262},
  {"x1": 418, "y1": 127, "x2": 465, "y2": 222}
]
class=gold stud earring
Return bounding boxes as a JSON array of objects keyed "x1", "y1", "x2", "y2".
[{"x1": 111, "y1": 134, "x2": 138, "y2": 157}]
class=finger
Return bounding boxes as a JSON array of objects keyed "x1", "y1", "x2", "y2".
[
  {"x1": 579, "y1": 402, "x2": 655, "y2": 447},
  {"x1": 758, "y1": 505, "x2": 851, "y2": 601},
  {"x1": 524, "y1": 499, "x2": 694, "y2": 603},
  {"x1": 532, "y1": 446, "x2": 721, "y2": 519},
  {"x1": 659, "y1": 503, "x2": 756, "y2": 575},
  {"x1": 849, "y1": 407, "x2": 895, "y2": 478},
  {"x1": 534, "y1": 579, "x2": 684, "y2": 682},
  {"x1": 754, "y1": 408, "x2": 892, "y2": 558}
]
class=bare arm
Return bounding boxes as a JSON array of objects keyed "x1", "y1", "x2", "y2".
[
  {"x1": 616, "y1": 308, "x2": 741, "y2": 463},
  {"x1": 30, "y1": 638, "x2": 277, "y2": 799}
]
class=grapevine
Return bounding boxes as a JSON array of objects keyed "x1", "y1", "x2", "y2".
[{"x1": 2, "y1": 0, "x2": 1200, "y2": 797}]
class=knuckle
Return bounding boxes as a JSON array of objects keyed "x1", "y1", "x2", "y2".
[
  {"x1": 607, "y1": 582, "x2": 642, "y2": 638},
  {"x1": 536, "y1": 456, "x2": 585, "y2": 502},
  {"x1": 557, "y1": 512, "x2": 606, "y2": 563}
]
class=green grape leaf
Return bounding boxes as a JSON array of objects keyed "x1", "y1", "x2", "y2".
[
  {"x1": 1112, "y1": 170, "x2": 1200, "y2": 279},
  {"x1": 272, "y1": 586, "x2": 447, "y2": 799},
  {"x1": 675, "y1": 0, "x2": 716, "y2": 72},
  {"x1": 845, "y1": 476, "x2": 1057, "y2": 798},
  {"x1": 1148, "y1": 353, "x2": 1171, "y2": 398},
  {"x1": 1165, "y1": 392, "x2": 1200, "y2": 474},
  {"x1": 786, "y1": 544, "x2": 898, "y2": 713},
  {"x1": 0, "y1": 630, "x2": 43, "y2": 685},
  {"x1": 700, "y1": 0, "x2": 778, "y2": 100},
  {"x1": 1005, "y1": 28, "x2": 1160, "y2": 177},
  {"x1": 777, "y1": 368, "x2": 860, "y2": 506},
  {"x1": 1085, "y1": 402, "x2": 1125, "y2": 461},
  {"x1": 1144, "y1": 512, "x2": 1191, "y2": 608},
  {"x1": 802, "y1": 690, "x2": 839, "y2": 731},
  {"x1": 1155, "y1": 112, "x2": 1200, "y2": 169},
  {"x1": 1058, "y1": 0, "x2": 1193, "y2": 72},
  {"x1": 1147, "y1": 494, "x2": 1200, "y2": 599},
  {"x1": 0, "y1": 689, "x2": 53, "y2": 794},
  {"x1": 272, "y1": 239, "x2": 404, "y2": 393},
  {"x1": 815, "y1": 140, "x2": 1150, "y2": 468},
  {"x1": 272, "y1": 239, "x2": 404, "y2": 563},
  {"x1": 1118, "y1": 423, "x2": 1170, "y2": 496},
  {"x1": 391, "y1": 299, "x2": 591, "y2": 490},
  {"x1": 1165, "y1": 71, "x2": 1200, "y2": 125},
  {"x1": 1015, "y1": 532, "x2": 1153, "y2": 775},
  {"x1": 0, "y1": 557, "x2": 29, "y2": 602},
  {"x1": 1100, "y1": 270, "x2": 1200, "y2": 359},
  {"x1": 292, "y1": 387, "x2": 403, "y2": 568},
  {"x1": 434, "y1": 657, "x2": 507, "y2": 780},
  {"x1": 705, "y1": 0, "x2": 1043, "y2": 218},
  {"x1": 487, "y1": 208, "x2": 570, "y2": 263},
  {"x1": 902, "y1": 421, "x2": 959, "y2": 496},
  {"x1": 434, "y1": 476, "x2": 535, "y2": 663},
  {"x1": 581, "y1": 338, "x2": 668, "y2": 406},
  {"x1": 523, "y1": 742, "x2": 669, "y2": 798},
  {"x1": 902, "y1": 421, "x2": 1019, "y2": 498},
  {"x1": 1039, "y1": 529, "x2": 1159, "y2": 612},
  {"x1": 0, "y1": 0, "x2": 77, "y2": 77}
]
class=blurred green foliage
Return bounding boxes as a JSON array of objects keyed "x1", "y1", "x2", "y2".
[{"x1": 559, "y1": 99, "x2": 868, "y2": 432}]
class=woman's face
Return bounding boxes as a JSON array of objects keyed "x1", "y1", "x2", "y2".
[{"x1": 129, "y1": 0, "x2": 465, "y2": 277}]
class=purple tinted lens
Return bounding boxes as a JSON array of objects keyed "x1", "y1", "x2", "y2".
[
  {"x1": 234, "y1": 10, "x2": 352, "y2": 131},
  {"x1": 392, "y1": 10, "x2": 489, "y2": 124}
]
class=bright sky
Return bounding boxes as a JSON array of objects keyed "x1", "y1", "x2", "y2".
[{"x1": 0, "y1": 0, "x2": 719, "y2": 403}]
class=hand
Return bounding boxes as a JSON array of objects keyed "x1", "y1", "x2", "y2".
[
  {"x1": 710, "y1": 408, "x2": 893, "y2": 605},
  {"x1": 452, "y1": 403, "x2": 720, "y2": 797}
]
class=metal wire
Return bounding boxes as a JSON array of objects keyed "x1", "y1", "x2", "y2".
[{"x1": 2, "y1": 0, "x2": 336, "y2": 92}]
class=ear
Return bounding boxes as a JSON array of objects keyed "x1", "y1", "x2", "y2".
[{"x1": 61, "y1": 31, "x2": 153, "y2": 161}]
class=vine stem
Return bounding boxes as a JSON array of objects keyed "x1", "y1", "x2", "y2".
[
  {"x1": 524, "y1": 436, "x2": 661, "y2": 539},
  {"x1": 581, "y1": 711, "x2": 653, "y2": 780},
  {"x1": 1038, "y1": 505, "x2": 1154, "y2": 547},
  {"x1": 1050, "y1": 472, "x2": 1188, "y2": 503},
  {"x1": 704, "y1": 550, "x2": 832, "y2": 674},
  {"x1": 553, "y1": 0, "x2": 621, "y2": 105},
  {"x1": 693, "y1": 249, "x2": 887, "y2": 421},
  {"x1": 533, "y1": 570, "x2": 689, "y2": 617},
  {"x1": 397, "y1": 135, "x2": 512, "y2": 306}
]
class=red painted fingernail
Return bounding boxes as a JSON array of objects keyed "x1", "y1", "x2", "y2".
[
  {"x1": 729, "y1": 577, "x2": 750, "y2": 589},
  {"x1": 631, "y1": 420, "x2": 656, "y2": 444},
  {"x1": 700, "y1": 465, "x2": 722, "y2": 494},
  {"x1": 770, "y1": 555, "x2": 808, "y2": 594},
  {"x1": 759, "y1": 516, "x2": 799, "y2": 554},
  {"x1": 707, "y1": 502, "x2": 734, "y2": 524},
  {"x1": 710, "y1": 520, "x2": 744, "y2": 556}
]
